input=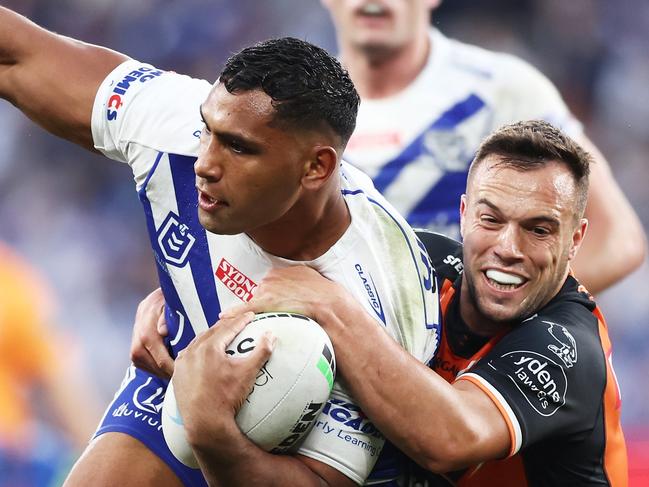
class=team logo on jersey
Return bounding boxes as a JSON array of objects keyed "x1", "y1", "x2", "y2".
[
  {"x1": 156, "y1": 212, "x2": 196, "y2": 267},
  {"x1": 215, "y1": 258, "x2": 258, "y2": 302},
  {"x1": 494, "y1": 350, "x2": 567, "y2": 417},
  {"x1": 544, "y1": 321, "x2": 578, "y2": 368},
  {"x1": 354, "y1": 264, "x2": 386, "y2": 325},
  {"x1": 106, "y1": 66, "x2": 164, "y2": 120}
]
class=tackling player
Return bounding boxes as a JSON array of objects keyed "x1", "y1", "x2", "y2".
[
  {"x1": 323, "y1": 0, "x2": 646, "y2": 294},
  {"x1": 0, "y1": 7, "x2": 438, "y2": 487},
  {"x1": 233, "y1": 120, "x2": 628, "y2": 485}
]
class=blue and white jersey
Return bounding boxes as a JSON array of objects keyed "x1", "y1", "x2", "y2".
[
  {"x1": 345, "y1": 28, "x2": 583, "y2": 239},
  {"x1": 91, "y1": 60, "x2": 439, "y2": 486}
]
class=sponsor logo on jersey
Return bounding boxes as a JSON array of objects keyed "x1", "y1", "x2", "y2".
[
  {"x1": 311, "y1": 398, "x2": 383, "y2": 457},
  {"x1": 493, "y1": 350, "x2": 567, "y2": 416},
  {"x1": 106, "y1": 66, "x2": 164, "y2": 120},
  {"x1": 354, "y1": 264, "x2": 386, "y2": 325},
  {"x1": 215, "y1": 258, "x2": 258, "y2": 302},
  {"x1": 320, "y1": 398, "x2": 383, "y2": 440},
  {"x1": 544, "y1": 321, "x2": 578, "y2": 368},
  {"x1": 111, "y1": 376, "x2": 166, "y2": 431},
  {"x1": 442, "y1": 253, "x2": 464, "y2": 274},
  {"x1": 417, "y1": 238, "x2": 441, "y2": 331},
  {"x1": 156, "y1": 212, "x2": 196, "y2": 267}
]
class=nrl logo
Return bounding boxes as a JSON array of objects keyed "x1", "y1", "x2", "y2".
[{"x1": 156, "y1": 212, "x2": 196, "y2": 267}]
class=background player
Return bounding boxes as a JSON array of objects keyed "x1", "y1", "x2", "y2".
[
  {"x1": 323, "y1": 0, "x2": 646, "y2": 294},
  {"x1": 0, "y1": 242, "x2": 102, "y2": 487},
  {"x1": 0, "y1": 8, "x2": 438, "y2": 487},
  {"x1": 228, "y1": 120, "x2": 627, "y2": 485}
]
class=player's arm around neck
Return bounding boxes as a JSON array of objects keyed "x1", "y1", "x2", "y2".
[
  {"x1": 0, "y1": 7, "x2": 128, "y2": 150},
  {"x1": 315, "y1": 300, "x2": 511, "y2": 473}
]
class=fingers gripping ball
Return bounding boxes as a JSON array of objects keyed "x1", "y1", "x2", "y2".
[{"x1": 162, "y1": 313, "x2": 336, "y2": 468}]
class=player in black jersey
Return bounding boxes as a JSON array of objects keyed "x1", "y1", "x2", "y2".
[{"x1": 230, "y1": 120, "x2": 627, "y2": 485}]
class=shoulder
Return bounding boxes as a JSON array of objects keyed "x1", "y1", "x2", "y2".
[
  {"x1": 415, "y1": 229, "x2": 462, "y2": 285},
  {"x1": 437, "y1": 31, "x2": 569, "y2": 118},
  {"x1": 92, "y1": 60, "x2": 212, "y2": 160}
]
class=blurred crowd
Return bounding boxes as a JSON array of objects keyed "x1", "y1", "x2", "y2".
[{"x1": 0, "y1": 0, "x2": 647, "y2": 484}]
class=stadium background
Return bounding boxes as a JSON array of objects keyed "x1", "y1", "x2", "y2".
[{"x1": 0, "y1": 0, "x2": 647, "y2": 484}]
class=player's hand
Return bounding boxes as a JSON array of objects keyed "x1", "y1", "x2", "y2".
[
  {"x1": 173, "y1": 312, "x2": 275, "y2": 448},
  {"x1": 130, "y1": 288, "x2": 175, "y2": 379},
  {"x1": 220, "y1": 266, "x2": 350, "y2": 323}
]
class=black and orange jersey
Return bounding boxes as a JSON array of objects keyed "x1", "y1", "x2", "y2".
[{"x1": 415, "y1": 230, "x2": 628, "y2": 487}]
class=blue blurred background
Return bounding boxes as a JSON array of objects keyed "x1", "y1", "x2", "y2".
[{"x1": 0, "y1": 0, "x2": 647, "y2": 484}]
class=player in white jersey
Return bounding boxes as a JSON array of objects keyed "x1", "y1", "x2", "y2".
[
  {"x1": 322, "y1": 0, "x2": 646, "y2": 294},
  {"x1": 0, "y1": 9, "x2": 438, "y2": 487}
]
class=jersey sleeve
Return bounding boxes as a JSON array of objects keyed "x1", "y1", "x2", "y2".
[
  {"x1": 296, "y1": 384, "x2": 385, "y2": 485},
  {"x1": 491, "y1": 55, "x2": 583, "y2": 138},
  {"x1": 91, "y1": 60, "x2": 211, "y2": 187},
  {"x1": 456, "y1": 311, "x2": 606, "y2": 457}
]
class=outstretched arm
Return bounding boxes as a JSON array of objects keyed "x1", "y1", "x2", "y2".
[
  {"x1": 572, "y1": 134, "x2": 647, "y2": 294},
  {"x1": 0, "y1": 7, "x2": 128, "y2": 149}
]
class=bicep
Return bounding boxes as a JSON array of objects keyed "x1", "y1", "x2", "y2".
[
  {"x1": 0, "y1": 9, "x2": 128, "y2": 150},
  {"x1": 452, "y1": 378, "x2": 512, "y2": 462}
]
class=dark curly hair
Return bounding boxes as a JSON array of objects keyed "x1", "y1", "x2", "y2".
[{"x1": 218, "y1": 37, "x2": 360, "y2": 147}]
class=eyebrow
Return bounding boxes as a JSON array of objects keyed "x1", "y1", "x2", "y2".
[
  {"x1": 198, "y1": 105, "x2": 263, "y2": 153},
  {"x1": 476, "y1": 198, "x2": 560, "y2": 225},
  {"x1": 199, "y1": 105, "x2": 209, "y2": 130}
]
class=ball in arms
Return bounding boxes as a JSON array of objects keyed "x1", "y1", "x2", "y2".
[{"x1": 162, "y1": 312, "x2": 336, "y2": 468}]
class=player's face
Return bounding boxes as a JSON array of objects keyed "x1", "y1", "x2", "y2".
[
  {"x1": 194, "y1": 84, "x2": 307, "y2": 235},
  {"x1": 459, "y1": 156, "x2": 587, "y2": 328},
  {"x1": 322, "y1": 0, "x2": 438, "y2": 53}
]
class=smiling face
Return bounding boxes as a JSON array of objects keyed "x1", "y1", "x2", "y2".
[
  {"x1": 459, "y1": 155, "x2": 587, "y2": 331},
  {"x1": 194, "y1": 83, "x2": 308, "y2": 236},
  {"x1": 322, "y1": 0, "x2": 439, "y2": 55}
]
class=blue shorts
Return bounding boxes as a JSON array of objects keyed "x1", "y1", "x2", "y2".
[{"x1": 94, "y1": 365, "x2": 207, "y2": 487}]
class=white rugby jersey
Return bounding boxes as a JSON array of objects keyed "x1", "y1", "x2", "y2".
[
  {"x1": 91, "y1": 60, "x2": 439, "y2": 485},
  {"x1": 344, "y1": 28, "x2": 583, "y2": 238}
]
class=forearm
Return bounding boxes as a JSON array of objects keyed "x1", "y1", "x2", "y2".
[
  {"x1": 0, "y1": 6, "x2": 127, "y2": 148},
  {"x1": 189, "y1": 420, "x2": 327, "y2": 487},
  {"x1": 314, "y1": 302, "x2": 507, "y2": 472}
]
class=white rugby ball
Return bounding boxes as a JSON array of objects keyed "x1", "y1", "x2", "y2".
[{"x1": 162, "y1": 312, "x2": 336, "y2": 468}]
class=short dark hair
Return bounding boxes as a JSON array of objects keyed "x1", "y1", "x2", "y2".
[
  {"x1": 218, "y1": 37, "x2": 360, "y2": 147},
  {"x1": 469, "y1": 120, "x2": 592, "y2": 218}
]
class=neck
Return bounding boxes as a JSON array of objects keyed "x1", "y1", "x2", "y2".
[
  {"x1": 248, "y1": 184, "x2": 351, "y2": 261},
  {"x1": 339, "y1": 32, "x2": 430, "y2": 99},
  {"x1": 458, "y1": 278, "x2": 510, "y2": 338}
]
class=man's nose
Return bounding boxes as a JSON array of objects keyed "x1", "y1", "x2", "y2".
[
  {"x1": 494, "y1": 224, "x2": 525, "y2": 263},
  {"x1": 194, "y1": 139, "x2": 223, "y2": 182}
]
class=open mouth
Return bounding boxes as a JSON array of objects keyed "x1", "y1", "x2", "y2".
[
  {"x1": 198, "y1": 190, "x2": 227, "y2": 210},
  {"x1": 359, "y1": 2, "x2": 387, "y2": 16},
  {"x1": 484, "y1": 269, "x2": 526, "y2": 291},
  {"x1": 356, "y1": 2, "x2": 390, "y2": 19}
]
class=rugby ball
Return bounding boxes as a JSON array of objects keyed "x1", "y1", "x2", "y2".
[{"x1": 162, "y1": 312, "x2": 336, "y2": 468}]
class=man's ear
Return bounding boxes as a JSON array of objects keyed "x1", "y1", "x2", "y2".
[
  {"x1": 459, "y1": 194, "x2": 468, "y2": 239},
  {"x1": 568, "y1": 218, "x2": 589, "y2": 261},
  {"x1": 302, "y1": 146, "x2": 338, "y2": 190}
]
